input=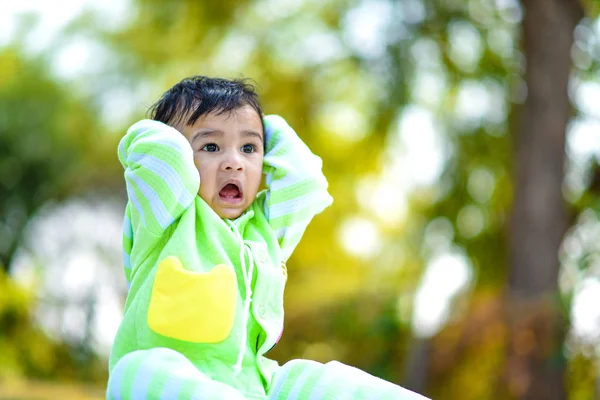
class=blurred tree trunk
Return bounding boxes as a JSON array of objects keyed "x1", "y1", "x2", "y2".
[
  {"x1": 506, "y1": 0, "x2": 583, "y2": 399},
  {"x1": 403, "y1": 336, "x2": 430, "y2": 394}
]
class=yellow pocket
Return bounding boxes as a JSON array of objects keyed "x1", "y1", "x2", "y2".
[{"x1": 147, "y1": 256, "x2": 237, "y2": 343}]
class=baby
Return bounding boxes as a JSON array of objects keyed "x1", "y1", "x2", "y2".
[{"x1": 107, "y1": 76, "x2": 428, "y2": 400}]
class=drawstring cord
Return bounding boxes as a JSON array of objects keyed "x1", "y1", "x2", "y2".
[{"x1": 227, "y1": 220, "x2": 254, "y2": 376}]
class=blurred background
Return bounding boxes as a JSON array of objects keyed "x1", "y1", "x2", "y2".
[{"x1": 1, "y1": 0, "x2": 600, "y2": 399}]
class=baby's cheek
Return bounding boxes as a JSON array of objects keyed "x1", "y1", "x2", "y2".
[
  {"x1": 198, "y1": 183, "x2": 212, "y2": 203},
  {"x1": 196, "y1": 170, "x2": 212, "y2": 199},
  {"x1": 194, "y1": 160, "x2": 211, "y2": 185},
  {"x1": 192, "y1": 155, "x2": 203, "y2": 172},
  {"x1": 195, "y1": 167, "x2": 205, "y2": 196}
]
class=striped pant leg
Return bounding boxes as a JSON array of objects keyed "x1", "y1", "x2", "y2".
[
  {"x1": 268, "y1": 359, "x2": 429, "y2": 400},
  {"x1": 106, "y1": 347, "x2": 246, "y2": 400}
]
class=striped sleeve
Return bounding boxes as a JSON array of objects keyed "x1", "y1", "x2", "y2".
[
  {"x1": 122, "y1": 205, "x2": 134, "y2": 286},
  {"x1": 262, "y1": 115, "x2": 333, "y2": 261},
  {"x1": 118, "y1": 119, "x2": 200, "y2": 237}
]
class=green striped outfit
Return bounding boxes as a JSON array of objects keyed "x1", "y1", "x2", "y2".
[{"x1": 107, "y1": 115, "x2": 428, "y2": 400}]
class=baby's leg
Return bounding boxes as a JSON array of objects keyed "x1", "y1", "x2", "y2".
[
  {"x1": 107, "y1": 347, "x2": 246, "y2": 400},
  {"x1": 268, "y1": 359, "x2": 429, "y2": 400}
]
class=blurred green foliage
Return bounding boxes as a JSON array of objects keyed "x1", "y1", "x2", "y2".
[{"x1": 0, "y1": 269, "x2": 106, "y2": 388}]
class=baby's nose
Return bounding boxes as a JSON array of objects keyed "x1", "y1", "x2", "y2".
[{"x1": 222, "y1": 152, "x2": 244, "y2": 171}]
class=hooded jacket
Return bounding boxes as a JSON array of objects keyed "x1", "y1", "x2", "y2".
[{"x1": 108, "y1": 115, "x2": 332, "y2": 399}]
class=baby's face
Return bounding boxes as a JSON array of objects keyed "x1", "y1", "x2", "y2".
[{"x1": 180, "y1": 105, "x2": 264, "y2": 219}]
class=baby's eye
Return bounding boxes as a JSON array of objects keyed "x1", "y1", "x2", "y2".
[
  {"x1": 241, "y1": 144, "x2": 256, "y2": 154},
  {"x1": 201, "y1": 143, "x2": 219, "y2": 152}
]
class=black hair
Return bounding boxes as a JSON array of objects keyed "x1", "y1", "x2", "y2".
[{"x1": 149, "y1": 75, "x2": 264, "y2": 135}]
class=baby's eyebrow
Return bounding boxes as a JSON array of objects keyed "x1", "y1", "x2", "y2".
[
  {"x1": 242, "y1": 130, "x2": 263, "y2": 141},
  {"x1": 192, "y1": 129, "x2": 223, "y2": 142},
  {"x1": 191, "y1": 129, "x2": 263, "y2": 143}
]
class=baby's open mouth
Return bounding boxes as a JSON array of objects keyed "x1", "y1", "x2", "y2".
[{"x1": 219, "y1": 183, "x2": 243, "y2": 202}]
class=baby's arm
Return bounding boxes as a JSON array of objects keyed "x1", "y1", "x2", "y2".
[
  {"x1": 119, "y1": 119, "x2": 200, "y2": 234},
  {"x1": 118, "y1": 119, "x2": 200, "y2": 281},
  {"x1": 262, "y1": 115, "x2": 333, "y2": 261}
]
